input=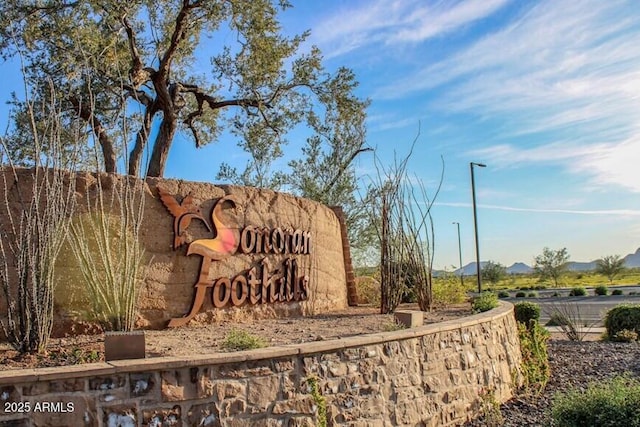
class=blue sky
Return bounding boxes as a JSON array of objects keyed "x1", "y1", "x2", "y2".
[{"x1": 2, "y1": 0, "x2": 640, "y2": 270}]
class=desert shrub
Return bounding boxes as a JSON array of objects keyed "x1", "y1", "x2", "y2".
[
  {"x1": 472, "y1": 292, "x2": 498, "y2": 313},
  {"x1": 432, "y1": 281, "x2": 467, "y2": 305},
  {"x1": 382, "y1": 319, "x2": 407, "y2": 331},
  {"x1": 68, "y1": 177, "x2": 147, "y2": 332},
  {"x1": 515, "y1": 291, "x2": 526, "y2": 298},
  {"x1": 527, "y1": 292, "x2": 538, "y2": 298},
  {"x1": 432, "y1": 273, "x2": 467, "y2": 306},
  {"x1": 544, "y1": 302, "x2": 598, "y2": 341},
  {"x1": 478, "y1": 388, "x2": 504, "y2": 427},
  {"x1": 612, "y1": 289, "x2": 624, "y2": 296},
  {"x1": 355, "y1": 276, "x2": 381, "y2": 306},
  {"x1": 514, "y1": 302, "x2": 541, "y2": 325},
  {"x1": 498, "y1": 290, "x2": 510, "y2": 298},
  {"x1": 612, "y1": 329, "x2": 638, "y2": 342},
  {"x1": 595, "y1": 285, "x2": 609, "y2": 296},
  {"x1": 604, "y1": 304, "x2": 640, "y2": 339},
  {"x1": 546, "y1": 313, "x2": 570, "y2": 327},
  {"x1": 221, "y1": 329, "x2": 266, "y2": 351},
  {"x1": 551, "y1": 291, "x2": 560, "y2": 297},
  {"x1": 568, "y1": 287, "x2": 587, "y2": 296},
  {"x1": 630, "y1": 291, "x2": 638, "y2": 296},
  {"x1": 551, "y1": 375, "x2": 640, "y2": 427},
  {"x1": 517, "y1": 320, "x2": 550, "y2": 395}
]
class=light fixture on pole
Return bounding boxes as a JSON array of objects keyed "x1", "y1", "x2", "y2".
[
  {"x1": 452, "y1": 222, "x2": 464, "y2": 288},
  {"x1": 470, "y1": 162, "x2": 486, "y2": 293}
]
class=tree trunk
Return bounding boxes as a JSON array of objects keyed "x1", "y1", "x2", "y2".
[
  {"x1": 147, "y1": 116, "x2": 177, "y2": 177},
  {"x1": 70, "y1": 97, "x2": 117, "y2": 173},
  {"x1": 128, "y1": 107, "x2": 154, "y2": 176}
]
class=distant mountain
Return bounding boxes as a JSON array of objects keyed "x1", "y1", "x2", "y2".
[
  {"x1": 506, "y1": 262, "x2": 533, "y2": 274},
  {"x1": 623, "y1": 248, "x2": 640, "y2": 268},
  {"x1": 453, "y1": 261, "x2": 487, "y2": 276},
  {"x1": 447, "y1": 247, "x2": 640, "y2": 276},
  {"x1": 566, "y1": 261, "x2": 598, "y2": 272},
  {"x1": 453, "y1": 261, "x2": 533, "y2": 276}
]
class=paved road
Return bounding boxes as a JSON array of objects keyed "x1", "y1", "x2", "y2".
[{"x1": 502, "y1": 294, "x2": 640, "y2": 326}]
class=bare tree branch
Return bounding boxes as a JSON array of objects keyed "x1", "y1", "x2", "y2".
[
  {"x1": 159, "y1": 0, "x2": 198, "y2": 77},
  {"x1": 122, "y1": 16, "x2": 154, "y2": 88}
]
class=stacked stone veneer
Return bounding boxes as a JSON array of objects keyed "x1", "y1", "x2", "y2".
[{"x1": 0, "y1": 302, "x2": 521, "y2": 427}]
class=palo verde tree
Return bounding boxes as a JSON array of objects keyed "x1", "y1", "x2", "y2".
[
  {"x1": 481, "y1": 260, "x2": 506, "y2": 286},
  {"x1": 0, "y1": 0, "x2": 368, "y2": 181},
  {"x1": 534, "y1": 247, "x2": 570, "y2": 287},
  {"x1": 595, "y1": 255, "x2": 626, "y2": 284}
]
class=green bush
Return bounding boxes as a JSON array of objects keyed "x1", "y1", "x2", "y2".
[
  {"x1": 613, "y1": 329, "x2": 639, "y2": 342},
  {"x1": 552, "y1": 376, "x2": 640, "y2": 427},
  {"x1": 527, "y1": 291, "x2": 538, "y2": 298},
  {"x1": 515, "y1": 291, "x2": 526, "y2": 298},
  {"x1": 514, "y1": 302, "x2": 541, "y2": 325},
  {"x1": 498, "y1": 290, "x2": 510, "y2": 298},
  {"x1": 472, "y1": 292, "x2": 499, "y2": 313},
  {"x1": 551, "y1": 291, "x2": 560, "y2": 297},
  {"x1": 569, "y1": 287, "x2": 587, "y2": 296},
  {"x1": 221, "y1": 329, "x2": 267, "y2": 351},
  {"x1": 517, "y1": 320, "x2": 550, "y2": 395},
  {"x1": 612, "y1": 289, "x2": 624, "y2": 296},
  {"x1": 432, "y1": 273, "x2": 468, "y2": 306},
  {"x1": 604, "y1": 304, "x2": 640, "y2": 340},
  {"x1": 355, "y1": 276, "x2": 380, "y2": 306},
  {"x1": 595, "y1": 285, "x2": 609, "y2": 296}
]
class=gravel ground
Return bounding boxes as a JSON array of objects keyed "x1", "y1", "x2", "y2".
[{"x1": 467, "y1": 340, "x2": 640, "y2": 426}]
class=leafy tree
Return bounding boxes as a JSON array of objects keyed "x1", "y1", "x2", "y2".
[
  {"x1": 595, "y1": 255, "x2": 626, "y2": 284},
  {"x1": 534, "y1": 247, "x2": 570, "y2": 287},
  {"x1": 0, "y1": 0, "x2": 367, "y2": 181},
  {"x1": 481, "y1": 260, "x2": 506, "y2": 285}
]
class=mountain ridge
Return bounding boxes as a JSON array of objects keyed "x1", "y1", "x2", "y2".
[{"x1": 448, "y1": 247, "x2": 640, "y2": 275}]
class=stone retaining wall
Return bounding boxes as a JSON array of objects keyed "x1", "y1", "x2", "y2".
[{"x1": 0, "y1": 302, "x2": 521, "y2": 427}]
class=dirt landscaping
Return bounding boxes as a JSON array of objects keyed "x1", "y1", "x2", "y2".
[{"x1": 0, "y1": 303, "x2": 472, "y2": 371}]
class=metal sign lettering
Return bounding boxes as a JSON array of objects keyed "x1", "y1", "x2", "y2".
[{"x1": 158, "y1": 188, "x2": 311, "y2": 327}]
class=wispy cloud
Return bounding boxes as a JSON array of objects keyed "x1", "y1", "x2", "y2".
[
  {"x1": 373, "y1": 0, "x2": 640, "y2": 146},
  {"x1": 368, "y1": 0, "x2": 640, "y2": 193},
  {"x1": 436, "y1": 202, "x2": 640, "y2": 217},
  {"x1": 312, "y1": 0, "x2": 511, "y2": 58},
  {"x1": 470, "y1": 135, "x2": 640, "y2": 192}
]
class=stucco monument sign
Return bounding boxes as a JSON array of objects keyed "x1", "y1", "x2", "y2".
[{"x1": 159, "y1": 188, "x2": 311, "y2": 327}]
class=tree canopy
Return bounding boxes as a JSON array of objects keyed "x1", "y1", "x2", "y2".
[
  {"x1": 481, "y1": 260, "x2": 506, "y2": 285},
  {"x1": 533, "y1": 247, "x2": 570, "y2": 286},
  {"x1": 595, "y1": 255, "x2": 626, "y2": 284},
  {"x1": 0, "y1": 0, "x2": 368, "y2": 182}
]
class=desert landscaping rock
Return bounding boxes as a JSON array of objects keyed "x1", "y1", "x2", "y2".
[{"x1": 466, "y1": 340, "x2": 640, "y2": 426}]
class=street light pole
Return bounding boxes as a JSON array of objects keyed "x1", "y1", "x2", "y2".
[
  {"x1": 452, "y1": 222, "x2": 464, "y2": 288},
  {"x1": 470, "y1": 162, "x2": 486, "y2": 293}
]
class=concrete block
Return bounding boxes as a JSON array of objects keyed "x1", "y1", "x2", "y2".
[
  {"x1": 105, "y1": 331, "x2": 145, "y2": 361},
  {"x1": 395, "y1": 310, "x2": 423, "y2": 328}
]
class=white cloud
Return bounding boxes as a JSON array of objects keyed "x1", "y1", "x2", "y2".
[
  {"x1": 314, "y1": 0, "x2": 640, "y2": 195},
  {"x1": 470, "y1": 135, "x2": 640, "y2": 192},
  {"x1": 312, "y1": 0, "x2": 511, "y2": 58},
  {"x1": 436, "y1": 202, "x2": 640, "y2": 217}
]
